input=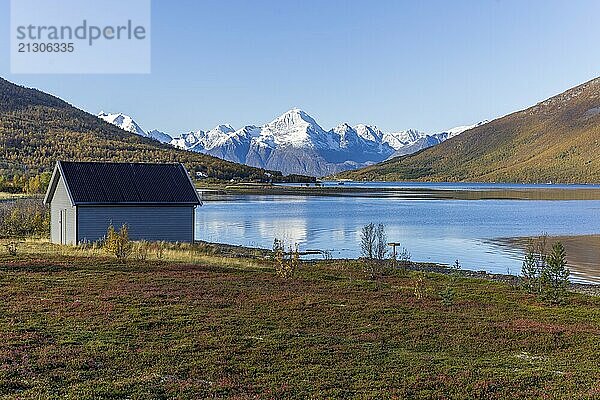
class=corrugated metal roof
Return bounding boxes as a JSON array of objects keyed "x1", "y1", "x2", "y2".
[{"x1": 56, "y1": 161, "x2": 201, "y2": 205}]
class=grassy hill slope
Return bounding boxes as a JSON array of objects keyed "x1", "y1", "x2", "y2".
[
  {"x1": 337, "y1": 77, "x2": 600, "y2": 183},
  {"x1": 0, "y1": 77, "x2": 310, "y2": 182}
]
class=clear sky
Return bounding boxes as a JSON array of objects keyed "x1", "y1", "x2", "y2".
[{"x1": 0, "y1": 0, "x2": 599, "y2": 135}]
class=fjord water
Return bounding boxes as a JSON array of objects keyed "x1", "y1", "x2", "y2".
[{"x1": 196, "y1": 182, "x2": 600, "y2": 282}]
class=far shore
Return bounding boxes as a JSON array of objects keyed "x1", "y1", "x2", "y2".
[{"x1": 196, "y1": 182, "x2": 600, "y2": 200}]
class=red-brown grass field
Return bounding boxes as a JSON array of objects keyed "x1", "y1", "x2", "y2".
[{"x1": 1, "y1": 240, "x2": 600, "y2": 399}]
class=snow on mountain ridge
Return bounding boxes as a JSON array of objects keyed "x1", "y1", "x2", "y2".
[
  {"x1": 98, "y1": 112, "x2": 146, "y2": 136},
  {"x1": 382, "y1": 129, "x2": 427, "y2": 150},
  {"x1": 202, "y1": 125, "x2": 237, "y2": 150},
  {"x1": 333, "y1": 123, "x2": 362, "y2": 149},
  {"x1": 146, "y1": 129, "x2": 173, "y2": 143},
  {"x1": 441, "y1": 120, "x2": 489, "y2": 138},
  {"x1": 98, "y1": 112, "x2": 172, "y2": 144},
  {"x1": 167, "y1": 108, "x2": 486, "y2": 176},
  {"x1": 259, "y1": 108, "x2": 327, "y2": 148},
  {"x1": 100, "y1": 108, "x2": 485, "y2": 177},
  {"x1": 354, "y1": 124, "x2": 384, "y2": 143}
]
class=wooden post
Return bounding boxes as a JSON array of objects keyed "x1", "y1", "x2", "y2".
[{"x1": 387, "y1": 242, "x2": 401, "y2": 268}]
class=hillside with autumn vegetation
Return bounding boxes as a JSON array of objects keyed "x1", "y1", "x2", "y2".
[
  {"x1": 336, "y1": 77, "x2": 600, "y2": 183},
  {"x1": 0, "y1": 77, "x2": 313, "y2": 186}
]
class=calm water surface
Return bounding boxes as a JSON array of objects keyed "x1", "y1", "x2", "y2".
[{"x1": 196, "y1": 182, "x2": 600, "y2": 282}]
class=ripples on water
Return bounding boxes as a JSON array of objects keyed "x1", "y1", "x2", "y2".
[{"x1": 196, "y1": 182, "x2": 600, "y2": 283}]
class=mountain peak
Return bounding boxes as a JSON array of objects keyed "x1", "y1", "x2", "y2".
[
  {"x1": 98, "y1": 112, "x2": 145, "y2": 136},
  {"x1": 354, "y1": 124, "x2": 383, "y2": 142},
  {"x1": 210, "y1": 124, "x2": 235, "y2": 134},
  {"x1": 259, "y1": 108, "x2": 325, "y2": 148},
  {"x1": 146, "y1": 129, "x2": 173, "y2": 143},
  {"x1": 332, "y1": 122, "x2": 354, "y2": 136},
  {"x1": 288, "y1": 107, "x2": 306, "y2": 115},
  {"x1": 270, "y1": 108, "x2": 318, "y2": 127}
]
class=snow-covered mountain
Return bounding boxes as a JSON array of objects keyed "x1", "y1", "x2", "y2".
[
  {"x1": 98, "y1": 108, "x2": 484, "y2": 176},
  {"x1": 146, "y1": 129, "x2": 173, "y2": 143},
  {"x1": 382, "y1": 129, "x2": 426, "y2": 149},
  {"x1": 98, "y1": 112, "x2": 145, "y2": 135},
  {"x1": 442, "y1": 121, "x2": 488, "y2": 139},
  {"x1": 387, "y1": 121, "x2": 488, "y2": 159},
  {"x1": 170, "y1": 108, "x2": 486, "y2": 177},
  {"x1": 98, "y1": 112, "x2": 172, "y2": 144}
]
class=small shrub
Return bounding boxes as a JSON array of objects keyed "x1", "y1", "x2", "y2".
[
  {"x1": 521, "y1": 243, "x2": 539, "y2": 293},
  {"x1": 4, "y1": 241, "x2": 19, "y2": 256},
  {"x1": 272, "y1": 238, "x2": 300, "y2": 279},
  {"x1": 360, "y1": 223, "x2": 389, "y2": 279},
  {"x1": 540, "y1": 241, "x2": 570, "y2": 305},
  {"x1": 448, "y1": 259, "x2": 461, "y2": 282},
  {"x1": 360, "y1": 223, "x2": 376, "y2": 259},
  {"x1": 135, "y1": 240, "x2": 151, "y2": 261},
  {"x1": 451, "y1": 259, "x2": 461, "y2": 272},
  {"x1": 521, "y1": 235, "x2": 548, "y2": 294},
  {"x1": 103, "y1": 224, "x2": 133, "y2": 260},
  {"x1": 374, "y1": 224, "x2": 387, "y2": 260},
  {"x1": 273, "y1": 237, "x2": 284, "y2": 262},
  {"x1": 439, "y1": 286, "x2": 455, "y2": 307},
  {"x1": 436, "y1": 259, "x2": 462, "y2": 305},
  {"x1": 361, "y1": 223, "x2": 388, "y2": 261},
  {"x1": 520, "y1": 236, "x2": 569, "y2": 304},
  {"x1": 398, "y1": 247, "x2": 411, "y2": 268},
  {"x1": 414, "y1": 272, "x2": 426, "y2": 299}
]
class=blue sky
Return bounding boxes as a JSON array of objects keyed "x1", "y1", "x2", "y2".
[{"x1": 0, "y1": 0, "x2": 599, "y2": 134}]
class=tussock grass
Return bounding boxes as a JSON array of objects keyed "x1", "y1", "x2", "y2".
[{"x1": 6, "y1": 239, "x2": 270, "y2": 272}]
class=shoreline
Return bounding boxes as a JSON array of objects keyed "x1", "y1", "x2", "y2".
[
  {"x1": 196, "y1": 183, "x2": 600, "y2": 200},
  {"x1": 195, "y1": 240, "x2": 600, "y2": 295}
]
